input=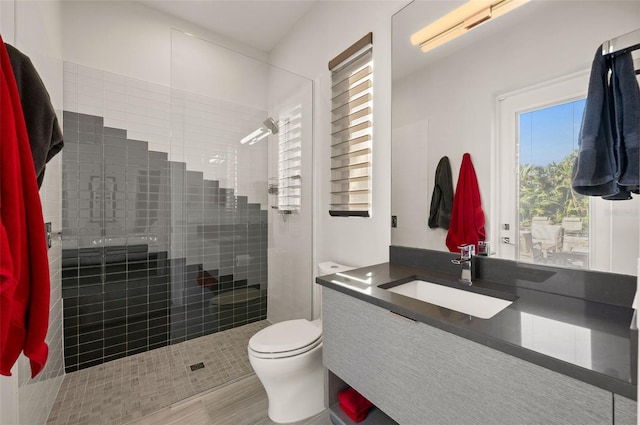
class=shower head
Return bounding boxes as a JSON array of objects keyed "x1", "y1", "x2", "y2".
[
  {"x1": 240, "y1": 117, "x2": 279, "y2": 145},
  {"x1": 263, "y1": 117, "x2": 279, "y2": 135}
]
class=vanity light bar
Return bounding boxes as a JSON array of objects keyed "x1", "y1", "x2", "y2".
[{"x1": 411, "y1": 0, "x2": 529, "y2": 53}]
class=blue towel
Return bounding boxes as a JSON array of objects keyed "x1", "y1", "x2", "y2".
[
  {"x1": 572, "y1": 45, "x2": 618, "y2": 197},
  {"x1": 611, "y1": 51, "x2": 639, "y2": 194},
  {"x1": 572, "y1": 45, "x2": 639, "y2": 200}
]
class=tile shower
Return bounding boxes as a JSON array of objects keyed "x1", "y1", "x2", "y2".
[
  {"x1": 59, "y1": 32, "x2": 313, "y2": 418},
  {"x1": 61, "y1": 110, "x2": 268, "y2": 372}
]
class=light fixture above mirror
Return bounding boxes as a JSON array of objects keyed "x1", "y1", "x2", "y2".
[{"x1": 410, "y1": 0, "x2": 530, "y2": 53}]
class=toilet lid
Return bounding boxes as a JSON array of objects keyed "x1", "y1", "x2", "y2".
[{"x1": 249, "y1": 319, "x2": 322, "y2": 354}]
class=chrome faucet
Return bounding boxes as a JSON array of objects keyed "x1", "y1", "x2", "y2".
[{"x1": 451, "y1": 244, "x2": 475, "y2": 286}]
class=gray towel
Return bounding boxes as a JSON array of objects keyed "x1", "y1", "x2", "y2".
[
  {"x1": 5, "y1": 43, "x2": 63, "y2": 188},
  {"x1": 611, "y1": 51, "x2": 639, "y2": 194},
  {"x1": 428, "y1": 156, "x2": 454, "y2": 229},
  {"x1": 573, "y1": 44, "x2": 639, "y2": 200},
  {"x1": 572, "y1": 45, "x2": 618, "y2": 197}
]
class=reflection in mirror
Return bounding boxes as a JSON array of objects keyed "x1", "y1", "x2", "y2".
[
  {"x1": 330, "y1": 271, "x2": 374, "y2": 294},
  {"x1": 520, "y1": 312, "x2": 592, "y2": 369},
  {"x1": 392, "y1": 1, "x2": 640, "y2": 275},
  {"x1": 330, "y1": 279, "x2": 372, "y2": 295}
]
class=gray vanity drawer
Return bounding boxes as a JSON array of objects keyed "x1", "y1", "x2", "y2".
[
  {"x1": 323, "y1": 287, "x2": 613, "y2": 425},
  {"x1": 614, "y1": 394, "x2": 637, "y2": 425}
]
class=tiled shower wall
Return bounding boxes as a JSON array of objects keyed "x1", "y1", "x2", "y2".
[
  {"x1": 62, "y1": 63, "x2": 269, "y2": 372},
  {"x1": 17, "y1": 153, "x2": 65, "y2": 425}
]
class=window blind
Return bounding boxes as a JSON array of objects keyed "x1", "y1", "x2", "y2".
[
  {"x1": 329, "y1": 32, "x2": 373, "y2": 217},
  {"x1": 276, "y1": 105, "x2": 302, "y2": 213}
]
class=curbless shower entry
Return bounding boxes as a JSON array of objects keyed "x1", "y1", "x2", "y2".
[
  {"x1": 168, "y1": 28, "x2": 313, "y2": 404},
  {"x1": 58, "y1": 28, "x2": 313, "y2": 420}
]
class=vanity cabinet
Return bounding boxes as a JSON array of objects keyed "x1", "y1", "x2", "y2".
[
  {"x1": 614, "y1": 394, "x2": 637, "y2": 425},
  {"x1": 323, "y1": 287, "x2": 614, "y2": 425}
]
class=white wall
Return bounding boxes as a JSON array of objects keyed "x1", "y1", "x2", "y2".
[
  {"x1": 61, "y1": 0, "x2": 266, "y2": 87},
  {"x1": 270, "y1": 1, "x2": 408, "y2": 276},
  {"x1": 61, "y1": 1, "x2": 277, "y2": 207},
  {"x1": 61, "y1": 1, "x2": 272, "y2": 194},
  {"x1": 391, "y1": 1, "x2": 640, "y2": 266},
  {"x1": 0, "y1": 1, "x2": 65, "y2": 424},
  {"x1": 171, "y1": 29, "x2": 269, "y2": 109},
  {"x1": 169, "y1": 30, "x2": 269, "y2": 201}
]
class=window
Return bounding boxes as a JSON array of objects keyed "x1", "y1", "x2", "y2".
[
  {"x1": 276, "y1": 105, "x2": 303, "y2": 213},
  {"x1": 496, "y1": 71, "x2": 640, "y2": 273},
  {"x1": 517, "y1": 99, "x2": 589, "y2": 269},
  {"x1": 328, "y1": 33, "x2": 373, "y2": 217},
  {"x1": 496, "y1": 72, "x2": 590, "y2": 268}
]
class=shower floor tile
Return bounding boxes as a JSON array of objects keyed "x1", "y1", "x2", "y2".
[{"x1": 46, "y1": 320, "x2": 269, "y2": 425}]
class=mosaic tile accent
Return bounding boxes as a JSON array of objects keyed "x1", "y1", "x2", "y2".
[{"x1": 46, "y1": 321, "x2": 269, "y2": 425}]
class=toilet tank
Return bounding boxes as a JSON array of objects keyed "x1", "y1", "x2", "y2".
[
  {"x1": 314, "y1": 262, "x2": 356, "y2": 321},
  {"x1": 318, "y1": 261, "x2": 355, "y2": 276}
]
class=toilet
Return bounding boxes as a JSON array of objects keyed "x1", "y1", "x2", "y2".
[{"x1": 248, "y1": 261, "x2": 354, "y2": 423}]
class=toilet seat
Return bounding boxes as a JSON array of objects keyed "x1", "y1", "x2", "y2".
[{"x1": 249, "y1": 319, "x2": 322, "y2": 359}]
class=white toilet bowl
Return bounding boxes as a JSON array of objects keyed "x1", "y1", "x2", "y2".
[
  {"x1": 248, "y1": 319, "x2": 324, "y2": 423},
  {"x1": 248, "y1": 261, "x2": 355, "y2": 423}
]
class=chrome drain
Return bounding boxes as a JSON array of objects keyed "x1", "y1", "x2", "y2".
[{"x1": 190, "y1": 362, "x2": 205, "y2": 371}]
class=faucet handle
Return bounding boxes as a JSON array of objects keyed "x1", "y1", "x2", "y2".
[
  {"x1": 451, "y1": 244, "x2": 474, "y2": 264},
  {"x1": 459, "y1": 244, "x2": 475, "y2": 259},
  {"x1": 453, "y1": 244, "x2": 475, "y2": 285}
]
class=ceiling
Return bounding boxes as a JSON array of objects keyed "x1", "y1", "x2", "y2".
[{"x1": 139, "y1": 0, "x2": 317, "y2": 53}]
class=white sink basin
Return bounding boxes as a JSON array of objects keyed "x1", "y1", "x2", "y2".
[{"x1": 385, "y1": 280, "x2": 513, "y2": 319}]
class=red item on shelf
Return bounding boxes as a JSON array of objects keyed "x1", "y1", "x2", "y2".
[
  {"x1": 339, "y1": 402, "x2": 369, "y2": 423},
  {"x1": 338, "y1": 387, "x2": 374, "y2": 423}
]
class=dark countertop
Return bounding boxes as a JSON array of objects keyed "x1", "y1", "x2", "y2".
[{"x1": 316, "y1": 262, "x2": 637, "y2": 400}]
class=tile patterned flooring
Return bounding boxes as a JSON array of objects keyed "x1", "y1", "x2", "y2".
[
  {"x1": 125, "y1": 374, "x2": 331, "y2": 425},
  {"x1": 46, "y1": 321, "x2": 270, "y2": 425}
]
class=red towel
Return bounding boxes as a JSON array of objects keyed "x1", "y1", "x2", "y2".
[
  {"x1": 0, "y1": 37, "x2": 50, "y2": 378},
  {"x1": 338, "y1": 387, "x2": 374, "y2": 423},
  {"x1": 446, "y1": 153, "x2": 486, "y2": 254}
]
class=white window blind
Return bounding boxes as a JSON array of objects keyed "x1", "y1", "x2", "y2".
[
  {"x1": 329, "y1": 33, "x2": 373, "y2": 217},
  {"x1": 276, "y1": 105, "x2": 303, "y2": 213}
]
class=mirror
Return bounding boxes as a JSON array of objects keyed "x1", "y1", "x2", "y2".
[{"x1": 392, "y1": 1, "x2": 640, "y2": 275}]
